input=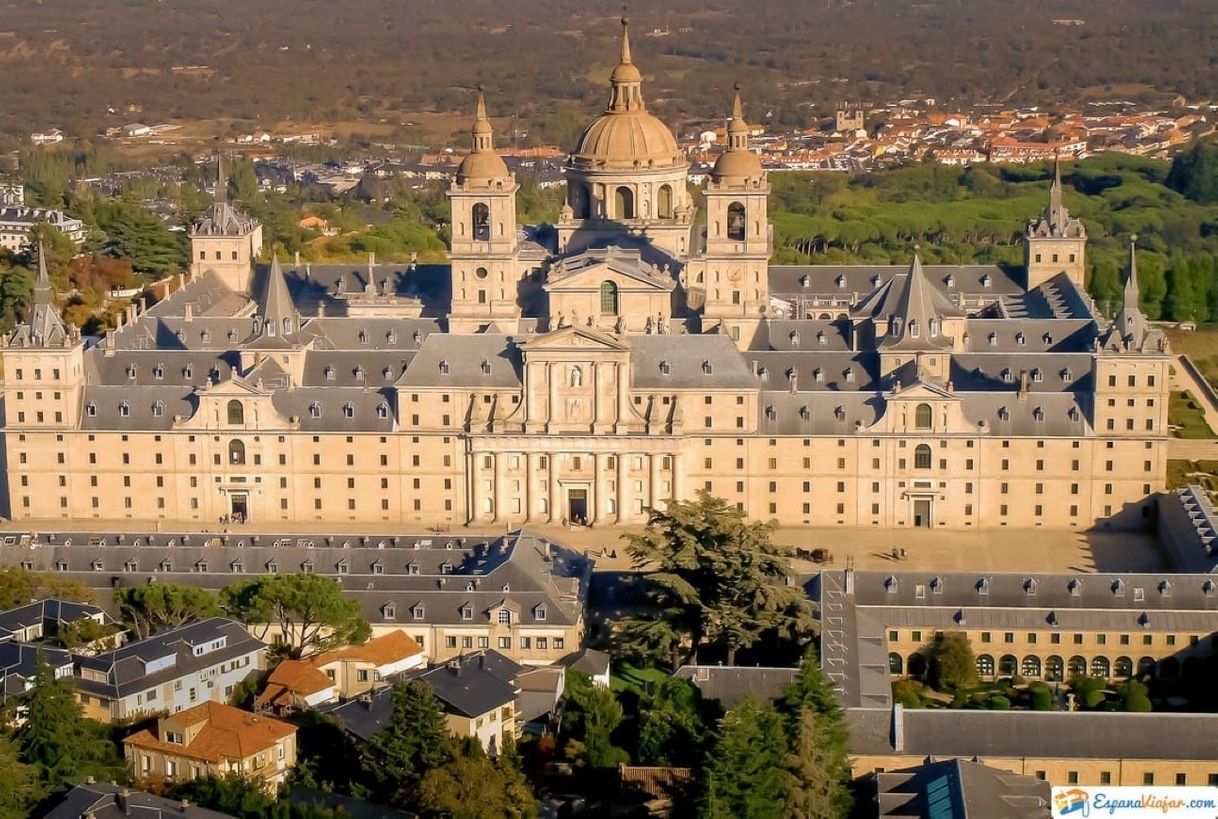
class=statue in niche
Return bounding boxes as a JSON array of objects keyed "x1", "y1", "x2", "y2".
[
  {"x1": 570, "y1": 366, "x2": 583, "y2": 388},
  {"x1": 645, "y1": 315, "x2": 654, "y2": 334}
]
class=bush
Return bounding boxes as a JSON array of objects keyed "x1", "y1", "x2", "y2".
[
  {"x1": 892, "y1": 678, "x2": 925, "y2": 708},
  {"x1": 1010, "y1": 674, "x2": 1026, "y2": 687},
  {"x1": 926, "y1": 632, "x2": 978, "y2": 693},
  {"x1": 1121, "y1": 680, "x2": 1153, "y2": 712},
  {"x1": 987, "y1": 695, "x2": 1011, "y2": 710},
  {"x1": 1029, "y1": 684, "x2": 1054, "y2": 711}
]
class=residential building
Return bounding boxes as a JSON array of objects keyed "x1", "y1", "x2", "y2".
[
  {"x1": 255, "y1": 629, "x2": 425, "y2": 715},
  {"x1": 45, "y1": 783, "x2": 234, "y2": 819},
  {"x1": 0, "y1": 19, "x2": 1171, "y2": 532},
  {"x1": 0, "y1": 598, "x2": 113, "y2": 643},
  {"x1": 0, "y1": 206, "x2": 87, "y2": 251},
  {"x1": 333, "y1": 649, "x2": 522, "y2": 755},
  {"x1": 0, "y1": 183, "x2": 23, "y2": 206},
  {"x1": 73, "y1": 617, "x2": 266, "y2": 721},
  {"x1": 7, "y1": 529, "x2": 590, "y2": 666},
  {"x1": 0, "y1": 641, "x2": 73, "y2": 702},
  {"x1": 124, "y1": 701, "x2": 297, "y2": 789}
]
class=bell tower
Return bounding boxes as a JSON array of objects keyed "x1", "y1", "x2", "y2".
[
  {"x1": 1025, "y1": 155, "x2": 1087, "y2": 291},
  {"x1": 189, "y1": 155, "x2": 263, "y2": 293},
  {"x1": 446, "y1": 88, "x2": 521, "y2": 333},
  {"x1": 701, "y1": 85, "x2": 771, "y2": 348}
]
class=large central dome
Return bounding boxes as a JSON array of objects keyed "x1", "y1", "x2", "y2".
[{"x1": 569, "y1": 18, "x2": 683, "y2": 171}]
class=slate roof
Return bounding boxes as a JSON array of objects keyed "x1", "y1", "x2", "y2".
[
  {"x1": 45, "y1": 783, "x2": 233, "y2": 819},
  {"x1": 399, "y1": 334, "x2": 524, "y2": 388},
  {"x1": 73, "y1": 617, "x2": 266, "y2": 701},
  {"x1": 628, "y1": 334, "x2": 758, "y2": 390},
  {"x1": 671, "y1": 665, "x2": 799, "y2": 708},
  {"x1": 404, "y1": 649, "x2": 523, "y2": 717},
  {"x1": 0, "y1": 598, "x2": 111, "y2": 640},
  {"x1": 876, "y1": 758, "x2": 1050, "y2": 819},
  {"x1": 769, "y1": 264, "x2": 1023, "y2": 300},
  {"x1": 0, "y1": 641, "x2": 72, "y2": 699},
  {"x1": 6, "y1": 531, "x2": 592, "y2": 631}
]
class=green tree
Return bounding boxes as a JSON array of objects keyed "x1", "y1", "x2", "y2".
[
  {"x1": 926, "y1": 632, "x2": 979, "y2": 692},
  {"x1": 221, "y1": 573, "x2": 370, "y2": 658},
  {"x1": 358, "y1": 679, "x2": 454, "y2": 804},
  {"x1": 0, "y1": 734, "x2": 43, "y2": 819},
  {"x1": 780, "y1": 647, "x2": 852, "y2": 817},
  {"x1": 1068, "y1": 675, "x2": 1108, "y2": 710},
  {"x1": 19, "y1": 223, "x2": 78, "y2": 291},
  {"x1": 561, "y1": 671, "x2": 629, "y2": 770},
  {"x1": 1166, "y1": 139, "x2": 1218, "y2": 204},
  {"x1": 1120, "y1": 679, "x2": 1153, "y2": 712},
  {"x1": 0, "y1": 266, "x2": 35, "y2": 333},
  {"x1": 623, "y1": 491, "x2": 814, "y2": 666},
  {"x1": 14, "y1": 656, "x2": 124, "y2": 786},
  {"x1": 114, "y1": 582, "x2": 221, "y2": 639},
  {"x1": 0, "y1": 566, "x2": 93, "y2": 609},
  {"x1": 699, "y1": 698, "x2": 787, "y2": 819},
  {"x1": 170, "y1": 773, "x2": 278, "y2": 818},
  {"x1": 416, "y1": 740, "x2": 537, "y2": 819},
  {"x1": 636, "y1": 676, "x2": 709, "y2": 766},
  {"x1": 92, "y1": 199, "x2": 188, "y2": 278}
]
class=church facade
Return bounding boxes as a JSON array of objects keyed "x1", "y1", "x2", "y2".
[{"x1": 1, "y1": 20, "x2": 1171, "y2": 530}]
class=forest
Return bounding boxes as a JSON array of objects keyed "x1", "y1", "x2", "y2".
[{"x1": 0, "y1": 0, "x2": 1215, "y2": 148}]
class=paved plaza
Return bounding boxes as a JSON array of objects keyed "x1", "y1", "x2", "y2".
[{"x1": 1, "y1": 517, "x2": 1166, "y2": 575}]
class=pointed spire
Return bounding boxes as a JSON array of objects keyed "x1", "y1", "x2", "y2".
[
  {"x1": 1048, "y1": 152, "x2": 1063, "y2": 227},
  {"x1": 727, "y1": 82, "x2": 749, "y2": 150},
  {"x1": 1124, "y1": 234, "x2": 1140, "y2": 311},
  {"x1": 881, "y1": 247, "x2": 963, "y2": 351},
  {"x1": 215, "y1": 153, "x2": 227, "y2": 205},
  {"x1": 33, "y1": 241, "x2": 52, "y2": 306},
  {"x1": 608, "y1": 12, "x2": 644, "y2": 112},
  {"x1": 262, "y1": 252, "x2": 298, "y2": 337},
  {"x1": 471, "y1": 85, "x2": 494, "y2": 152}
]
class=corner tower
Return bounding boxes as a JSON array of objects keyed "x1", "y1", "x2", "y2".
[
  {"x1": 1025, "y1": 156, "x2": 1086, "y2": 291},
  {"x1": 189, "y1": 155, "x2": 263, "y2": 293},
  {"x1": 446, "y1": 88, "x2": 521, "y2": 333},
  {"x1": 701, "y1": 84, "x2": 771, "y2": 347},
  {"x1": 557, "y1": 17, "x2": 692, "y2": 259}
]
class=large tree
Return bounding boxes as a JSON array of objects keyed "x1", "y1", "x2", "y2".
[
  {"x1": 358, "y1": 679, "x2": 454, "y2": 805},
  {"x1": 221, "y1": 573, "x2": 370, "y2": 658},
  {"x1": 927, "y1": 632, "x2": 979, "y2": 692},
  {"x1": 780, "y1": 646, "x2": 853, "y2": 817},
  {"x1": 0, "y1": 735, "x2": 42, "y2": 819},
  {"x1": 636, "y1": 676, "x2": 710, "y2": 767},
  {"x1": 114, "y1": 582, "x2": 221, "y2": 639},
  {"x1": 15, "y1": 656, "x2": 124, "y2": 786},
  {"x1": 416, "y1": 739, "x2": 536, "y2": 819},
  {"x1": 0, "y1": 566, "x2": 93, "y2": 610},
  {"x1": 698, "y1": 698, "x2": 787, "y2": 819},
  {"x1": 623, "y1": 491, "x2": 814, "y2": 665},
  {"x1": 560, "y1": 671, "x2": 629, "y2": 770}
]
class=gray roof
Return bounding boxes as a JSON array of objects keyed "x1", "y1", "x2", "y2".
[
  {"x1": 0, "y1": 598, "x2": 111, "y2": 639},
  {"x1": 876, "y1": 758, "x2": 1050, "y2": 819},
  {"x1": 769, "y1": 264, "x2": 1024, "y2": 300},
  {"x1": 45, "y1": 783, "x2": 233, "y2": 819},
  {"x1": 0, "y1": 641, "x2": 72, "y2": 699},
  {"x1": 671, "y1": 665, "x2": 799, "y2": 708},
  {"x1": 628, "y1": 334, "x2": 758, "y2": 390},
  {"x1": 399, "y1": 334, "x2": 523, "y2": 389},
  {"x1": 404, "y1": 649, "x2": 523, "y2": 717},
  {"x1": 5, "y1": 530, "x2": 592, "y2": 631},
  {"x1": 73, "y1": 617, "x2": 266, "y2": 700}
]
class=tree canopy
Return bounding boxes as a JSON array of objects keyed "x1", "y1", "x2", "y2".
[
  {"x1": 623, "y1": 491, "x2": 814, "y2": 666},
  {"x1": 698, "y1": 698, "x2": 788, "y2": 819},
  {"x1": 0, "y1": 566, "x2": 93, "y2": 610},
  {"x1": 220, "y1": 573, "x2": 370, "y2": 658},
  {"x1": 357, "y1": 679, "x2": 455, "y2": 806},
  {"x1": 114, "y1": 582, "x2": 222, "y2": 639}
]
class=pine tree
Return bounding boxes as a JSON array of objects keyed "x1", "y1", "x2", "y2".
[
  {"x1": 699, "y1": 698, "x2": 787, "y2": 819},
  {"x1": 359, "y1": 680, "x2": 454, "y2": 805},
  {"x1": 780, "y1": 647, "x2": 852, "y2": 817},
  {"x1": 637, "y1": 677, "x2": 709, "y2": 767},
  {"x1": 561, "y1": 671, "x2": 628, "y2": 769},
  {"x1": 0, "y1": 734, "x2": 42, "y2": 819},
  {"x1": 784, "y1": 708, "x2": 842, "y2": 819}
]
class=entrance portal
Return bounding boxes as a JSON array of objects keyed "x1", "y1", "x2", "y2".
[
  {"x1": 913, "y1": 499, "x2": 932, "y2": 528},
  {"x1": 567, "y1": 488, "x2": 588, "y2": 524},
  {"x1": 230, "y1": 492, "x2": 250, "y2": 523}
]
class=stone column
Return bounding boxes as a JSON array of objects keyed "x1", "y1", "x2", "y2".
[
  {"x1": 672, "y1": 450, "x2": 687, "y2": 504},
  {"x1": 617, "y1": 452, "x2": 629, "y2": 523},
  {"x1": 464, "y1": 450, "x2": 477, "y2": 525},
  {"x1": 649, "y1": 452, "x2": 662, "y2": 512},
  {"x1": 548, "y1": 452, "x2": 562, "y2": 524},
  {"x1": 524, "y1": 451, "x2": 535, "y2": 523},
  {"x1": 492, "y1": 451, "x2": 507, "y2": 524},
  {"x1": 593, "y1": 452, "x2": 608, "y2": 525}
]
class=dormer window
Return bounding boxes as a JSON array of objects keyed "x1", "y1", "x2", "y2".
[
  {"x1": 354, "y1": 366, "x2": 365, "y2": 380},
  {"x1": 126, "y1": 365, "x2": 137, "y2": 380},
  {"x1": 382, "y1": 367, "x2": 393, "y2": 381},
  {"x1": 1111, "y1": 578, "x2": 1125, "y2": 596},
  {"x1": 1024, "y1": 577, "x2": 1038, "y2": 595},
  {"x1": 930, "y1": 576, "x2": 943, "y2": 594},
  {"x1": 836, "y1": 274, "x2": 846, "y2": 289},
  {"x1": 376, "y1": 403, "x2": 389, "y2": 419},
  {"x1": 412, "y1": 605, "x2": 424, "y2": 620},
  {"x1": 800, "y1": 275, "x2": 810, "y2": 288},
  {"x1": 86, "y1": 402, "x2": 97, "y2": 417},
  {"x1": 152, "y1": 401, "x2": 164, "y2": 417},
  {"x1": 336, "y1": 560, "x2": 348, "y2": 574},
  {"x1": 183, "y1": 364, "x2": 193, "y2": 379},
  {"x1": 928, "y1": 319, "x2": 937, "y2": 337},
  {"x1": 1031, "y1": 368, "x2": 1043, "y2": 382},
  {"x1": 201, "y1": 330, "x2": 211, "y2": 344},
  {"x1": 413, "y1": 330, "x2": 422, "y2": 344},
  {"x1": 119, "y1": 401, "x2": 130, "y2": 417},
  {"x1": 55, "y1": 560, "x2": 68, "y2": 572},
  {"x1": 817, "y1": 331, "x2": 826, "y2": 345},
  {"x1": 1068, "y1": 406, "x2": 1080, "y2": 422},
  {"x1": 387, "y1": 330, "x2": 397, "y2": 344},
  {"x1": 124, "y1": 559, "x2": 138, "y2": 572},
  {"x1": 988, "y1": 333, "x2": 997, "y2": 347},
  {"x1": 1033, "y1": 406, "x2": 1044, "y2": 422},
  {"x1": 765, "y1": 405, "x2": 776, "y2": 421},
  {"x1": 976, "y1": 577, "x2": 989, "y2": 595},
  {"x1": 324, "y1": 366, "x2": 335, "y2": 381},
  {"x1": 358, "y1": 330, "x2": 368, "y2": 344},
  {"x1": 1061, "y1": 368, "x2": 1073, "y2": 384},
  {"x1": 834, "y1": 405, "x2": 846, "y2": 421},
  {"x1": 91, "y1": 559, "x2": 103, "y2": 571},
  {"x1": 981, "y1": 274, "x2": 992, "y2": 288},
  {"x1": 659, "y1": 360, "x2": 671, "y2": 376},
  {"x1": 301, "y1": 560, "x2": 314, "y2": 573},
  {"x1": 160, "y1": 559, "x2": 172, "y2": 572},
  {"x1": 945, "y1": 274, "x2": 955, "y2": 288},
  {"x1": 799, "y1": 405, "x2": 810, "y2": 420},
  {"x1": 1068, "y1": 578, "x2": 1082, "y2": 596},
  {"x1": 439, "y1": 360, "x2": 450, "y2": 375},
  {"x1": 266, "y1": 560, "x2": 278, "y2": 574},
  {"x1": 998, "y1": 406, "x2": 1009, "y2": 421},
  {"x1": 789, "y1": 330, "x2": 800, "y2": 345},
  {"x1": 230, "y1": 560, "x2": 243, "y2": 573},
  {"x1": 480, "y1": 359, "x2": 491, "y2": 375},
  {"x1": 758, "y1": 366, "x2": 769, "y2": 382},
  {"x1": 406, "y1": 561, "x2": 419, "y2": 576},
  {"x1": 884, "y1": 576, "x2": 898, "y2": 593},
  {"x1": 228, "y1": 329, "x2": 237, "y2": 342},
  {"x1": 153, "y1": 364, "x2": 164, "y2": 379},
  {"x1": 1015, "y1": 332, "x2": 1025, "y2": 346},
  {"x1": 814, "y1": 368, "x2": 824, "y2": 382},
  {"x1": 382, "y1": 603, "x2": 395, "y2": 620},
  {"x1": 1000, "y1": 368, "x2": 1013, "y2": 383},
  {"x1": 535, "y1": 605, "x2": 547, "y2": 621},
  {"x1": 342, "y1": 403, "x2": 354, "y2": 419},
  {"x1": 371, "y1": 560, "x2": 384, "y2": 575},
  {"x1": 872, "y1": 274, "x2": 883, "y2": 287},
  {"x1": 460, "y1": 605, "x2": 473, "y2": 621},
  {"x1": 908, "y1": 320, "x2": 919, "y2": 338},
  {"x1": 1159, "y1": 580, "x2": 1172, "y2": 597},
  {"x1": 702, "y1": 360, "x2": 713, "y2": 375},
  {"x1": 844, "y1": 368, "x2": 854, "y2": 383},
  {"x1": 1043, "y1": 333, "x2": 1053, "y2": 345},
  {"x1": 195, "y1": 560, "x2": 208, "y2": 573},
  {"x1": 497, "y1": 609, "x2": 511, "y2": 624},
  {"x1": 308, "y1": 402, "x2": 321, "y2": 419}
]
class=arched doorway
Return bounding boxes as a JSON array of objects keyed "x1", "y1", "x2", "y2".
[
  {"x1": 999, "y1": 655, "x2": 1017, "y2": 677},
  {"x1": 727, "y1": 202, "x2": 746, "y2": 240},
  {"x1": 1090, "y1": 656, "x2": 1111, "y2": 678},
  {"x1": 975, "y1": 654, "x2": 994, "y2": 678},
  {"x1": 1045, "y1": 655, "x2": 1064, "y2": 682},
  {"x1": 907, "y1": 652, "x2": 927, "y2": 678},
  {"x1": 1067, "y1": 656, "x2": 1087, "y2": 678},
  {"x1": 888, "y1": 653, "x2": 903, "y2": 675},
  {"x1": 1021, "y1": 655, "x2": 1042, "y2": 678},
  {"x1": 1114, "y1": 656, "x2": 1133, "y2": 678},
  {"x1": 1137, "y1": 656, "x2": 1156, "y2": 678}
]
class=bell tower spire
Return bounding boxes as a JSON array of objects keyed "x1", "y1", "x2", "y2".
[
  {"x1": 608, "y1": 15, "x2": 644, "y2": 112},
  {"x1": 471, "y1": 86, "x2": 494, "y2": 153}
]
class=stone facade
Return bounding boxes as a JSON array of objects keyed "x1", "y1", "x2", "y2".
[{"x1": 0, "y1": 21, "x2": 1171, "y2": 531}]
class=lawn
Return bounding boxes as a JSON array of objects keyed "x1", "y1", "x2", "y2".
[
  {"x1": 1166, "y1": 459, "x2": 1218, "y2": 491},
  {"x1": 1165, "y1": 325, "x2": 1218, "y2": 389},
  {"x1": 611, "y1": 662, "x2": 670, "y2": 697},
  {"x1": 1169, "y1": 391, "x2": 1216, "y2": 439}
]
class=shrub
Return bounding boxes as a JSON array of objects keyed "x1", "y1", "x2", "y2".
[
  {"x1": 1029, "y1": 684, "x2": 1054, "y2": 711},
  {"x1": 987, "y1": 695, "x2": 1011, "y2": 710},
  {"x1": 1121, "y1": 680, "x2": 1153, "y2": 713},
  {"x1": 892, "y1": 678, "x2": 925, "y2": 708},
  {"x1": 926, "y1": 632, "x2": 978, "y2": 693}
]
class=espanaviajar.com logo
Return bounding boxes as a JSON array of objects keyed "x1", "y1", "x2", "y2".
[{"x1": 1052, "y1": 786, "x2": 1218, "y2": 818}]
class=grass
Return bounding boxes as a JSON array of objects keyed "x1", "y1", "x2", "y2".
[
  {"x1": 1166, "y1": 459, "x2": 1218, "y2": 491},
  {"x1": 1169, "y1": 391, "x2": 1216, "y2": 439},
  {"x1": 611, "y1": 662, "x2": 670, "y2": 697},
  {"x1": 1165, "y1": 325, "x2": 1218, "y2": 390}
]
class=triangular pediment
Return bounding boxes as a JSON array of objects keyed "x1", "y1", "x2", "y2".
[
  {"x1": 520, "y1": 325, "x2": 629, "y2": 352},
  {"x1": 545, "y1": 251, "x2": 676, "y2": 293},
  {"x1": 200, "y1": 376, "x2": 269, "y2": 397},
  {"x1": 890, "y1": 380, "x2": 957, "y2": 401}
]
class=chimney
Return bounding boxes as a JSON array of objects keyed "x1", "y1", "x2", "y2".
[
  {"x1": 1017, "y1": 369, "x2": 1029, "y2": 399},
  {"x1": 179, "y1": 800, "x2": 192, "y2": 812},
  {"x1": 294, "y1": 250, "x2": 300, "y2": 267},
  {"x1": 184, "y1": 302, "x2": 193, "y2": 322}
]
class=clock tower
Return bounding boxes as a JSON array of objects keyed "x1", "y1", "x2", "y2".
[{"x1": 701, "y1": 85, "x2": 771, "y2": 348}]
